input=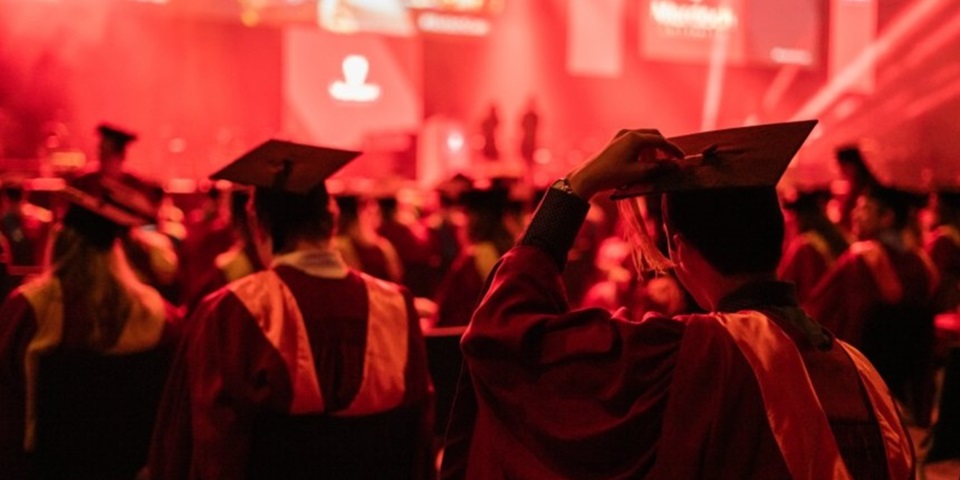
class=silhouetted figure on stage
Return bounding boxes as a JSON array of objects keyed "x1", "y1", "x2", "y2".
[
  {"x1": 0, "y1": 181, "x2": 181, "y2": 480},
  {"x1": 480, "y1": 103, "x2": 500, "y2": 161},
  {"x1": 519, "y1": 97, "x2": 539, "y2": 166},
  {"x1": 442, "y1": 122, "x2": 914, "y2": 479},
  {"x1": 147, "y1": 140, "x2": 434, "y2": 479}
]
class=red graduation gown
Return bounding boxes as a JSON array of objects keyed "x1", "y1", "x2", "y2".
[
  {"x1": 450, "y1": 246, "x2": 913, "y2": 479},
  {"x1": 928, "y1": 225, "x2": 960, "y2": 312},
  {"x1": 778, "y1": 231, "x2": 836, "y2": 304},
  {"x1": 0, "y1": 274, "x2": 181, "y2": 479},
  {"x1": 147, "y1": 250, "x2": 433, "y2": 480},
  {"x1": 807, "y1": 239, "x2": 937, "y2": 348}
]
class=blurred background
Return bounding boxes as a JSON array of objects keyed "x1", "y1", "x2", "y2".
[{"x1": 0, "y1": 0, "x2": 958, "y2": 190}]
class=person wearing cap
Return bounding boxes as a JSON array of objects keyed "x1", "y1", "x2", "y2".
[
  {"x1": 147, "y1": 140, "x2": 433, "y2": 479},
  {"x1": 441, "y1": 123, "x2": 914, "y2": 479},
  {"x1": 377, "y1": 191, "x2": 435, "y2": 298},
  {"x1": 73, "y1": 124, "x2": 179, "y2": 300},
  {"x1": 924, "y1": 188, "x2": 960, "y2": 462},
  {"x1": 178, "y1": 187, "x2": 264, "y2": 312},
  {"x1": 334, "y1": 192, "x2": 405, "y2": 284},
  {"x1": 0, "y1": 179, "x2": 52, "y2": 271},
  {"x1": 927, "y1": 189, "x2": 960, "y2": 313},
  {"x1": 0, "y1": 232, "x2": 12, "y2": 299},
  {"x1": 73, "y1": 124, "x2": 160, "y2": 205},
  {"x1": 0, "y1": 182, "x2": 182, "y2": 479},
  {"x1": 777, "y1": 188, "x2": 849, "y2": 303},
  {"x1": 431, "y1": 181, "x2": 523, "y2": 329},
  {"x1": 808, "y1": 183, "x2": 938, "y2": 428}
]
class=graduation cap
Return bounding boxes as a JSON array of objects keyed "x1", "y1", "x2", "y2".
[
  {"x1": 210, "y1": 139, "x2": 360, "y2": 194},
  {"x1": 58, "y1": 179, "x2": 159, "y2": 249},
  {"x1": 865, "y1": 183, "x2": 928, "y2": 226},
  {"x1": 458, "y1": 181, "x2": 510, "y2": 214},
  {"x1": 611, "y1": 120, "x2": 817, "y2": 199},
  {"x1": 936, "y1": 187, "x2": 960, "y2": 212},
  {"x1": 782, "y1": 187, "x2": 832, "y2": 212},
  {"x1": 59, "y1": 186, "x2": 148, "y2": 228},
  {"x1": 97, "y1": 123, "x2": 138, "y2": 148},
  {"x1": 609, "y1": 120, "x2": 817, "y2": 278}
]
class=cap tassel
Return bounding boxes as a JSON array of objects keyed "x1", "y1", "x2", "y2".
[{"x1": 618, "y1": 197, "x2": 675, "y2": 281}]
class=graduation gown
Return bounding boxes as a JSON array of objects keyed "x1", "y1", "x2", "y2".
[
  {"x1": 807, "y1": 237, "x2": 937, "y2": 348},
  {"x1": 147, "y1": 249, "x2": 433, "y2": 480},
  {"x1": 442, "y1": 189, "x2": 914, "y2": 480},
  {"x1": 0, "y1": 274, "x2": 181, "y2": 480},
  {"x1": 807, "y1": 236, "x2": 938, "y2": 425},
  {"x1": 433, "y1": 242, "x2": 501, "y2": 328},
  {"x1": 778, "y1": 231, "x2": 836, "y2": 304},
  {"x1": 335, "y1": 235, "x2": 404, "y2": 284},
  {"x1": 927, "y1": 225, "x2": 960, "y2": 312}
]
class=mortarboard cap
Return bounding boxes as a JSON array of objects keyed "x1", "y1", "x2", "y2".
[
  {"x1": 936, "y1": 187, "x2": 960, "y2": 211},
  {"x1": 867, "y1": 184, "x2": 927, "y2": 214},
  {"x1": 782, "y1": 187, "x2": 832, "y2": 212},
  {"x1": 59, "y1": 185, "x2": 149, "y2": 228},
  {"x1": 459, "y1": 181, "x2": 510, "y2": 213},
  {"x1": 210, "y1": 139, "x2": 360, "y2": 194},
  {"x1": 97, "y1": 123, "x2": 138, "y2": 148},
  {"x1": 611, "y1": 120, "x2": 818, "y2": 200}
]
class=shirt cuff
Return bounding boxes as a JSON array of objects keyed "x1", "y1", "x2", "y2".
[{"x1": 519, "y1": 187, "x2": 591, "y2": 270}]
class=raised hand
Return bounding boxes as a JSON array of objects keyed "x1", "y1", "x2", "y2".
[{"x1": 566, "y1": 129, "x2": 684, "y2": 201}]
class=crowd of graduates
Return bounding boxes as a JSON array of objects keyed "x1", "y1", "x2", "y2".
[{"x1": 0, "y1": 122, "x2": 959, "y2": 478}]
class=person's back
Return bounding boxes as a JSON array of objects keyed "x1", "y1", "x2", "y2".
[
  {"x1": 433, "y1": 185, "x2": 515, "y2": 328},
  {"x1": 147, "y1": 140, "x2": 434, "y2": 479},
  {"x1": 442, "y1": 124, "x2": 914, "y2": 479},
  {"x1": 808, "y1": 185, "x2": 936, "y2": 426},
  {"x1": 778, "y1": 189, "x2": 849, "y2": 303},
  {"x1": 0, "y1": 184, "x2": 181, "y2": 480}
]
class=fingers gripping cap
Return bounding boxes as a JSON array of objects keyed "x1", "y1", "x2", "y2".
[
  {"x1": 611, "y1": 120, "x2": 818, "y2": 199},
  {"x1": 210, "y1": 139, "x2": 360, "y2": 194},
  {"x1": 611, "y1": 120, "x2": 817, "y2": 279}
]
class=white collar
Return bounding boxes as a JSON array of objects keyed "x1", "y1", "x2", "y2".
[{"x1": 271, "y1": 248, "x2": 350, "y2": 279}]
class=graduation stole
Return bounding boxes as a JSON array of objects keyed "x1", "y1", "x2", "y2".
[
  {"x1": 848, "y1": 240, "x2": 903, "y2": 303},
  {"x1": 231, "y1": 268, "x2": 409, "y2": 415},
  {"x1": 715, "y1": 311, "x2": 914, "y2": 480},
  {"x1": 934, "y1": 224, "x2": 960, "y2": 247},
  {"x1": 800, "y1": 231, "x2": 836, "y2": 266}
]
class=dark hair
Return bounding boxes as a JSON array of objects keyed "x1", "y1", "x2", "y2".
[
  {"x1": 62, "y1": 206, "x2": 127, "y2": 251},
  {"x1": 253, "y1": 185, "x2": 335, "y2": 254},
  {"x1": 863, "y1": 185, "x2": 923, "y2": 230},
  {"x1": 3, "y1": 184, "x2": 24, "y2": 202},
  {"x1": 377, "y1": 196, "x2": 398, "y2": 219},
  {"x1": 335, "y1": 195, "x2": 360, "y2": 232},
  {"x1": 787, "y1": 191, "x2": 849, "y2": 258},
  {"x1": 663, "y1": 187, "x2": 784, "y2": 276}
]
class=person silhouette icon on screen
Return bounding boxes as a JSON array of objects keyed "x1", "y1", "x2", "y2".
[{"x1": 329, "y1": 54, "x2": 381, "y2": 102}]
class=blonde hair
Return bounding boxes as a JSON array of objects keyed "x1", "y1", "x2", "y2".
[{"x1": 49, "y1": 225, "x2": 157, "y2": 352}]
